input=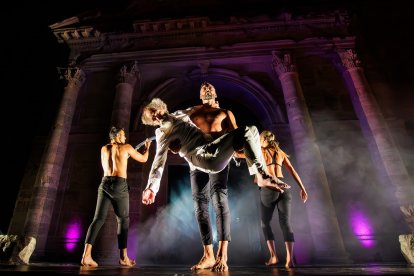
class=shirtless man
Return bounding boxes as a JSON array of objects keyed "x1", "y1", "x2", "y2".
[
  {"x1": 81, "y1": 126, "x2": 151, "y2": 267},
  {"x1": 184, "y1": 82, "x2": 237, "y2": 272}
]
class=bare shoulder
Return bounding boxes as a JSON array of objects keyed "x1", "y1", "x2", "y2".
[{"x1": 184, "y1": 105, "x2": 203, "y2": 115}]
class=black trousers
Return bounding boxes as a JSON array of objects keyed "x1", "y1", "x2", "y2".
[
  {"x1": 84, "y1": 176, "x2": 130, "y2": 249},
  {"x1": 260, "y1": 187, "x2": 294, "y2": 242},
  {"x1": 190, "y1": 165, "x2": 231, "y2": 245}
]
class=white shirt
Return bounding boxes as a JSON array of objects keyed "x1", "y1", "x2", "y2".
[{"x1": 146, "y1": 111, "x2": 212, "y2": 194}]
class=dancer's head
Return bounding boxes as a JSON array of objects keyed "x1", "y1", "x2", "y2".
[
  {"x1": 260, "y1": 130, "x2": 279, "y2": 150},
  {"x1": 141, "y1": 98, "x2": 168, "y2": 126},
  {"x1": 109, "y1": 126, "x2": 126, "y2": 143},
  {"x1": 200, "y1": 82, "x2": 217, "y2": 102}
]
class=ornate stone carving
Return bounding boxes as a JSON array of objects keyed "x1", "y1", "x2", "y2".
[
  {"x1": 118, "y1": 61, "x2": 140, "y2": 85},
  {"x1": 337, "y1": 49, "x2": 362, "y2": 70},
  {"x1": 64, "y1": 67, "x2": 86, "y2": 88},
  {"x1": 271, "y1": 51, "x2": 296, "y2": 76}
]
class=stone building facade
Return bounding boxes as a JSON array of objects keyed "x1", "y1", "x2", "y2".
[{"x1": 6, "y1": 4, "x2": 414, "y2": 265}]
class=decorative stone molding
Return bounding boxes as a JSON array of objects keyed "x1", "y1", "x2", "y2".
[
  {"x1": 52, "y1": 27, "x2": 100, "y2": 43},
  {"x1": 50, "y1": 11, "x2": 351, "y2": 55}
]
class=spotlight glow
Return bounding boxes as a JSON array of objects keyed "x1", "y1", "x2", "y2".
[
  {"x1": 349, "y1": 206, "x2": 375, "y2": 248},
  {"x1": 65, "y1": 219, "x2": 82, "y2": 252}
]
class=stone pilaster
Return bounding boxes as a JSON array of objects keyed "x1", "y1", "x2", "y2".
[
  {"x1": 13, "y1": 68, "x2": 85, "y2": 264},
  {"x1": 110, "y1": 61, "x2": 140, "y2": 135},
  {"x1": 272, "y1": 51, "x2": 350, "y2": 263},
  {"x1": 336, "y1": 49, "x2": 414, "y2": 218}
]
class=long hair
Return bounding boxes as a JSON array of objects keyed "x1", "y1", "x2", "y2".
[
  {"x1": 260, "y1": 130, "x2": 289, "y2": 158},
  {"x1": 141, "y1": 98, "x2": 169, "y2": 126}
]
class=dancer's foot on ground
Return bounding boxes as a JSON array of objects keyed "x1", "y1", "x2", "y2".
[
  {"x1": 119, "y1": 257, "x2": 136, "y2": 267},
  {"x1": 191, "y1": 256, "x2": 216, "y2": 270},
  {"x1": 211, "y1": 257, "x2": 228, "y2": 272},
  {"x1": 81, "y1": 256, "x2": 98, "y2": 267},
  {"x1": 265, "y1": 255, "x2": 278, "y2": 266},
  {"x1": 285, "y1": 260, "x2": 295, "y2": 268}
]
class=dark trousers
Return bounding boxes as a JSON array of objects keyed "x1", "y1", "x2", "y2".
[
  {"x1": 84, "y1": 176, "x2": 130, "y2": 249},
  {"x1": 190, "y1": 165, "x2": 231, "y2": 245},
  {"x1": 260, "y1": 187, "x2": 294, "y2": 242}
]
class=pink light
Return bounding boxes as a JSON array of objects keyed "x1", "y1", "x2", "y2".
[
  {"x1": 65, "y1": 219, "x2": 82, "y2": 252},
  {"x1": 349, "y1": 204, "x2": 376, "y2": 248}
]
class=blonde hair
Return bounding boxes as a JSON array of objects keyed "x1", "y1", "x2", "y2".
[
  {"x1": 141, "y1": 98, "x2": 168, "y2": 126},
  {"x1": 260, "y1": 130, "x2": 289, "y2": 157}
]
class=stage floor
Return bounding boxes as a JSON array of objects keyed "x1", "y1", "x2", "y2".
[{"x1": 0, "y1": 263, "x2": 414, "y2": 276}]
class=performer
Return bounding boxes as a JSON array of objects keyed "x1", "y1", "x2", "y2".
[
  {"x1": 258, "y1": 130, "x2": 308, "y2": 268},
  {"x1": 172, "y1": 82, "x2": 237, "y2": 271},
  {"x1": 141, "y1": 97, "x2": 290, "y2": 207},
  {"x1": 81, "y1": 126, "x2": 152, "y2": 267}
]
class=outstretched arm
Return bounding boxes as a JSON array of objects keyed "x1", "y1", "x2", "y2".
[{"x1": 143, "y1": 129, "x2": 169, "y2": 204}]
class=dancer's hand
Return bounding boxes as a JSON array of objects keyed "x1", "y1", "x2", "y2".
[
  {"x1": 142, "y1": 188, "x2": 156, "y2": 205},
  {"x1": 300, "y1": 189, "x2": 308, "y2": 203}
]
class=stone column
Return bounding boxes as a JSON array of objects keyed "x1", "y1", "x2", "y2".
[
  {"x1": 110, "y1": 61, "x2": 140, "y2": 135},
  {"x1": 336, "y1": 49, "x2": 414, "y2": 220},
  {"x1": 15, "y1": 68, "x2": 85, "y2": 263},
  {"x1": 272, "y1": 51, "x2": 350, "y2": 263}
]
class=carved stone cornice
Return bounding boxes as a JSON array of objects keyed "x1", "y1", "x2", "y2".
[
  {"x1": 118, "y1": 61, "x2": 140, "y2": 85},
  {"x1": 336, "y1": 49, "x2": 362, "y2": 70},
  {"x1": 271, "y1": 51, "x2": 296, "y2": 76},
  {"x1": 50, "y1": 11, "x2": 351, "y2": 57}
]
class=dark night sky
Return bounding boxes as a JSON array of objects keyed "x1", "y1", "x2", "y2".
[{"x1": 1, "y1": 0, "x2": 413, "y2": 233}]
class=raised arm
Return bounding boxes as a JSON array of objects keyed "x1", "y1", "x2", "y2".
[{"x1": 127, "y1": 139, "x2": 152, "y2": 163}]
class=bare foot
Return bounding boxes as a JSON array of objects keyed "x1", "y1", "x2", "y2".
[
  {"x1": 273, "y1": 178, "x2": 291, "y2": 189},
  {"x1": 211, "y1": 257, "x2": 228, "y2": 271},
  {"x1": 265, "y1": 255, "x2": 278, "y2": 266},
  {"x1": 191, "y1": 256, "x2": 216, "y2": 270},
  {"x1": 257, "y1": 173, "x2": 284, "y2": 192},
  {"x1": 119, "y1": 257, "x2": 136, "y2": 267},
  {"x1": 81, "y1": 256, "x2": 98, "y2": 267},
  {"x1": 285, "y1": 260, "x2": 295, "y2": 268}
]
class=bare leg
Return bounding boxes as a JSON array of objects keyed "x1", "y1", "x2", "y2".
[
  {"x1": 265, "y1": 240, "x2": 278, "y2": 266},
  {"x1": 81, "y1": 243, "x2": 98, "y2": 267},
  {"x1": 211, "y1": 241, "x2": 229, "y2": 272},
  {"x1": 119, "y1": 248, "x2": 136, "y2": 267},
  {"x1": 191, "y1": 244, "x2": 216, "y2": 270},
  {"x1": 285, "y1": 241, "x2": 295, "y2": 268}
]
